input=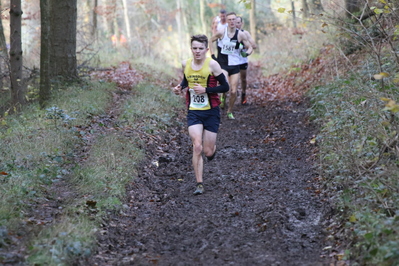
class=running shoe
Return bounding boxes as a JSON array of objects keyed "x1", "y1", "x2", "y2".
[
  {"x1": 241, "y1": 93, "x2": 247, "y2": 105},
  {"x1": 206, "y1": 150, "x2": 216, "y2": 162},
  {"x1": 220, "y1": 94, "x2": 225, "y2": 109},
  {"x1": 193, "y1": 184, "x2": 204, "y2": 195},
  {"x1": 227, "y1": 113, "x2": 235, "y2": 120}
]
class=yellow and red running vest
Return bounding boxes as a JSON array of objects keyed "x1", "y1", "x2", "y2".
[{"x1": 184, "y1": 57, "x2": 220, "y2": 110}]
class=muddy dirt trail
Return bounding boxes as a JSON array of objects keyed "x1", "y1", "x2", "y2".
[{"x1": 81, "y1": 81, "x2": 332, "y2": 265}]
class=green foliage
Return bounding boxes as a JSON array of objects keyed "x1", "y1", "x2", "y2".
[
  {"x1": 51, "y1": 81, "x2": 113, "y2": 122},
  {"x1": 311, "y1": 4, "x2": 399, "y2": 263},
  {"x1": 331, "y1": 0, "x2": 399, "y2": 83},
  {"x1": 27, "y1": 217, "x2": 95, "y2": 265},
  {"x1": 0, "y1": 90, "x2": 10, "y2": 116},
  {"x1": 0, "y1": 105, "x2": 81, "y2": 227},
  {"x1": 238, "y1": 0, "x2": 252, "y2": 9},
  {"x1": 45, "y1": 107, "x2": 76, "y2": 129},
  {"x1": 122, "y1": 83, "x2": 182, "y2": 126},
  {"x1": 72, "y1": 133, "x2": 144, "y2": 203},
  {"x1": 308, "y1": 58, "x2": 399, "y2": 264},
  {"x1": 0, "y1": 64, "x2": 184, "y2": 263},
  {"x1": 351, "y1": 210, "x2": 399, "y2": 265}
]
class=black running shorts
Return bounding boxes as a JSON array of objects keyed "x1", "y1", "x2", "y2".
[
  {"x1": 239, "y1": 63, "x2": 248, "y2": 70},
  {"x1": 187, "y1": 107, "x2": 220, "y2": 133},
  {"x1": 220, "y1": 64, "x2": 240, "y2": 76}
]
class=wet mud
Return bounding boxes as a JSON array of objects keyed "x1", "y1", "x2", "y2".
[{"x1": 84, "y1": 95, "x2": 330, "y2": 265}]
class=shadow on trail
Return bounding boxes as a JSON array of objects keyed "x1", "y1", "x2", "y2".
[{"x1": 83, "y1": 95, "x2": 331, "y2": 265}]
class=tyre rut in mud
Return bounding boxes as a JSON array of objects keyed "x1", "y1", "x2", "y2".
[{"x1": 84, "y1": 99, "x2": 330, "y2": 266}]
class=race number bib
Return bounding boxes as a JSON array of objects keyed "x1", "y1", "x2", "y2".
[
  {"x1": 189, "y1": 89, "x2": 210, "y2": 110},
  {"x1": 221, "y1": 39, "x2": 237, "y2": 55}
]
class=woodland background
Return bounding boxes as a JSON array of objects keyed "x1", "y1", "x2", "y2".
[
  {"x1": 0, "y1": 0, "x2": 352, "y2": 113},
  {"x1": 1, "y1": 0, "x2": 399, "y2": 265}
]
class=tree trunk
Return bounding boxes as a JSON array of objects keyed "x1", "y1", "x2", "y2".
[
  {"x1": 83, "y1": 0, "x2": 91, "y2": 25},
  {"x1": 292, "y1": 1, "x2": 297, "y2": 28},
  {"x1": 111, "y1": 0, "x2": 119, "y2": 47},
  {"x1": 92, "y1": 0, "x2": 98, "y2": 37},
  {"x1": 0, "y1": 1, "x2": 9, "y2": 89},
  {"x1": 10, "y1": 0, "x2": 25, "y2": 110},
  {"x1": 301, "y1": 0, "x2": 309, "y2": 18},
  {"x1": 249, "y1": 0, "x2": 256, "y2": 48},
  {"x1": 263, "y1": 0, "x2": 275, "y2": 23},
  {"x1": 101, "y1": 0, "x2": 112, "y2": 39},
  {"x1": 39, "y1": 0, "x2": 51, "y2": 108},
  {"x1": 176, "y1": 0, "x2": 183, "y2": 59},
  {"x1": 121, "y1": 0, "x2": 131, "y2": 41},
  {"x1": 181, "y1": 0, "x2": 189, "y2": 49},
  {"x1": 199, "y1": 0, "x2": 206, "y2": 36},
  {"x1": 346, "y1": 0, "x2": 362, "y2": 14},
  {"x1": 49, "y1": 0, "x2": 77, "y2": 79},
  {"x1": 308, "y1": 0, "x2": 324, "y2": 14}
]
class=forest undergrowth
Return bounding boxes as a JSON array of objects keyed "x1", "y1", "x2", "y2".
[
  {"x1": 0, "y1": 62, "x2": 185, "y2": 264},
  {"x1": 1, "y1": 16, "x2": 399, "y2": 263},
  {"x1": 308, "y1": 46, "x2": 399, "y2": 265}
]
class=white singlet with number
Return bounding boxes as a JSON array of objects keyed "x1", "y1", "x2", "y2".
[
  {"x1": 221, "y1": 39, "x2": 237, "y2": 55},
  {"x1": 218, "y1": 28, "x2": 241, "y2": 66},
  {"x1": 189, "y1": 89, "x2": 210, "y2": 110}
]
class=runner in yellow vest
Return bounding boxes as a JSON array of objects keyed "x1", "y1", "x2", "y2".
[{"x1": 173, "y1": 34, "x2": 229, "y2": 195}]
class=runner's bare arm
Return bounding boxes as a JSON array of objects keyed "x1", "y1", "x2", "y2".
[
  {"x1": 239, "y1": 31, "x2": 253, "y2": 56},
  {"x1": 209, "y1": 59, "x2": 223, "y2": 77},
  {"x1": 173, "y1": 61, "x2": 187, "y2": 95},
  {"x1": 209, "y1": 31, "x2": 222, "y2": 56},
  {"x1": 211, "y1": 17, "x2": 218, "y2": 35},
  {"x1": 245, "y1": 31, "x2": 257, "y2": 50}
]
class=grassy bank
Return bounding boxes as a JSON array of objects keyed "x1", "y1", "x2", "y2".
[
  {"x1": 0, "y1": 64, "x2": 183, "y2": 264},
  {"x1": 308, "y1": 47, "x2": 399, "y2": 264}
]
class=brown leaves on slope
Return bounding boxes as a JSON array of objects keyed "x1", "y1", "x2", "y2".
[
  {"x1": 90, "y1": 61, "x2": 144, "y2": 90},
  {"x1": 247, "y1": 45, "x2": 334, "y2": 104}
]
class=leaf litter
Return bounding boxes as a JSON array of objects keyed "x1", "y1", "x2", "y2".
[
  {"x1": 81, "y1": 53, "x2": 335, "y2": 265},
  {"x1": 1, "y1": 50, "x2": 340, "y2": 265}
]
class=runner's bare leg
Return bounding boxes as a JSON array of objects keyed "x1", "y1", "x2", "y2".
[
  {"x1": 203, "y1": 130, "x2": 217, "y2": 158},
  {"x1": 188, "y1": 124, "x2": 204, "y2": 183},
  {"x1": 227, "y1": 73, "x2": 240, "y2": 114},
  {"x1": 240, "y1": 69, "x2": 247, "y2": 95}
]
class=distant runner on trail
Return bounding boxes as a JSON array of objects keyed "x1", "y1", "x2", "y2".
[
  {"x1": 236, "y1": 16, "x2": 257, "y2": 105},
  {"x1": 211, "y1": 9, "x2": 227, "y2": 36},
  {"x1": 209, "y1": 12, "x2": 253, "y2": 120},
  {"x1": 173, "y1": 34, "x2": 229, "y2": 195},
  {"x1": 211, "y1": 9, "x2": 228, "y2": 57}
]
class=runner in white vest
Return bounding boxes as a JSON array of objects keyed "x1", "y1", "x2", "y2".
[
  {"x1": 209, "y1": 12, "x2": 253, "y2": 120},
  {"x1": 211, "y1": 9, "x2": 228, "y2": 55},
  {"x1": 236, "y1": 16, "x2": 257, "y2": 105},
  {"x1": 211, "y1": 9, "x2": 227, "y2": 35}
]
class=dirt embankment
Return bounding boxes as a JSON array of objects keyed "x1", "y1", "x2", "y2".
[
  {"x1": 81, "y1": 59, "x2": 332, "y2": 265},
  {"x1": 0, "y1": 55, "x2": 335, "y2": 265}
]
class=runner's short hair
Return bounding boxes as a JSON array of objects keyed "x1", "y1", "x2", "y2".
[
  {"x1": 191, "y1": 34, "x2": 208, "y2": 48},
  {"x1": 226, "y1": 12, "x2": 237, "y2": 17},
  {"x1": 236, "y1": 16, "x2": 243, "y2": 23},
  {"x1": 220, "y1": 9, "x2": 226, "y2": 14}
]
